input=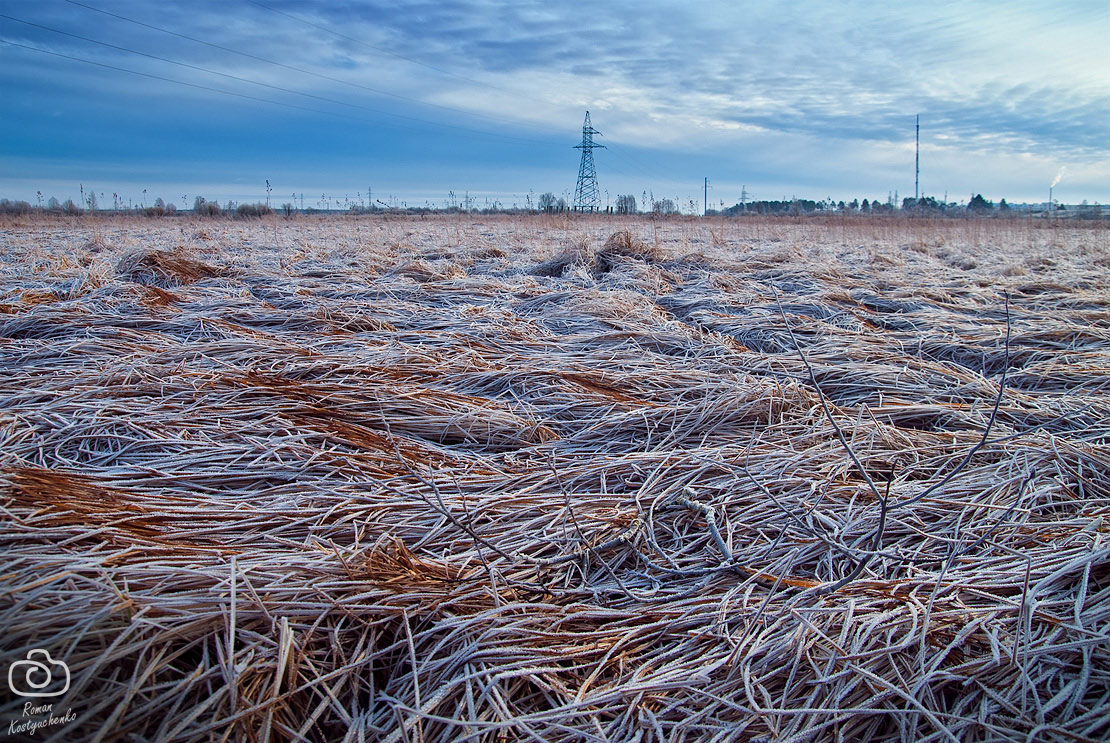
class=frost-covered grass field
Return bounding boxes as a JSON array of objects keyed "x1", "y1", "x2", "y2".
[{"x1": 2, "y1": 214, "x2": 1109, "y2": 742}]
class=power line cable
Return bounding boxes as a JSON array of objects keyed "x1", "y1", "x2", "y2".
[
  {"x1": 14, "y1": 3, "x2": 683, "y2": 194},
  {"x1": 59, "y1": 0, "x2": 555, "y2": 135},
  {"x1": 0, "y1": 38, "x2": 349, "y2": 117},
  {"x1": 54, "y1": 0, "x2": 681, "y2": 184},
  {"x1": 601, "y1": 143, "x2": 685, "y2": 197},
  {"x1": 241, "y1": 0, "x2": 712, "y2": 164},
  {"x1": 0, "y1": 37, "x2": 539, "y2": 144},
  {"x1": 1, "y1": 12, "x2": 548, "y2": 145},
  {"x1": 0, "y1": 14, "x2": 404, "y2": 118},
  {"x1": 604, "y1": 147, "x2": 661, "y2": 183}
]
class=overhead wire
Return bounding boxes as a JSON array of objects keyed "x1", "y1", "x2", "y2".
[
  {"x1": 0, "y1": 14, "x2": 553, "y2": 145},
  {"x1": 591, "y1": 136, "x2": 695, "y2": 202},
  {"x1": 9, "y1": 0, "x2": 684, "y2": 195},
  {"x1": 1, "y1": 14, "x2": 448, "y2": 122},
  {"x1": 0, "y1": 38, "x2": 351, "y2": 119},
  {"x1": 242, "y1": 0, "x2": 684, "y2": 185},
  {"x1": 58, "y1": 0, "x2": 558, "y2": 137},
  {"x1": 64, "y1": 0, "x2": 683, "y2": 188},
  {"x1": 0, "y1": 38, "x2": 535, "y2": 145}
]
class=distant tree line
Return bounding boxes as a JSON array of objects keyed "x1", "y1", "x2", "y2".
[
  {"x1": 1, "y1": 197, "x2": 81, "y2": 215},
  {"x1": 711, "y1": 194, "x2": 1099, "y2": 218},
  {"x1": 2, "y1": 190, "x2": 1101, "y2": 220},
  {"x1": 721, "y1": 199, "x2": 823, "y2": 215},
  {"x1": 0, "y1": 195, "x2": 276, "y2": 219}
]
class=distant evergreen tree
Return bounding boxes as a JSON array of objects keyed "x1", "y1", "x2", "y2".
[{"x1": 968, "y1": 194, "x2": 993, "y2": 212}]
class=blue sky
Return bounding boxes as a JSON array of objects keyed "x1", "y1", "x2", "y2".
[{"x1": 2, "y1": 0, "x2": 1108, "y2": 210}]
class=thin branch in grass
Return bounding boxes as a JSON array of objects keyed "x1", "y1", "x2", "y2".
[
  {"x1": 773, "y1": 286, "x2": 885, "y2": 505},
  {"x1": 378, "y1": 412, "x2": 514, "y2": 564},
  {"x1": 895, "y1": 291, "x2": 1011, "y2": 511},
  {"x1": 813, "y1": 466, "x2": 893, "y2": 596}
]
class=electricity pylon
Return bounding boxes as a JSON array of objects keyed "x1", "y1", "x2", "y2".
[{"x1": 573, "y1": 111, "x2": 604, "y2": 212}]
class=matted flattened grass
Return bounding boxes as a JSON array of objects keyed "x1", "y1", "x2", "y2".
[{"x1": 2, "y1": 214, "x2": 1109, "y2": 742}]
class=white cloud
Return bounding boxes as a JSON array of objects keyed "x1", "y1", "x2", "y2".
[{"x1": 3, "y1": 0, "x2": 1108, "y2": 203}]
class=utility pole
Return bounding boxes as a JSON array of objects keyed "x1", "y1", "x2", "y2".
[
  {"x1": 704, "y1": 177, "x2": 709, "y2": 216},
  {"x1": 573, "y1": 111, "x2": 605, "y2": 212},
  {"x1": 915, "y1": 114, "x2": 920, "y2": 201}
]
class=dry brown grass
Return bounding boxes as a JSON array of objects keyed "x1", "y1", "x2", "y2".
[{"x1": 1, "y1": 214, "x2": 1109, "y2": 742}]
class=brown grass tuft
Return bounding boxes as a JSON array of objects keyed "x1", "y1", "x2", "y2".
[
  {"x1": 116, "y1": 246, "x2": 225, "y2": 286},
  {"x1": 600, "y1": 228, "x2": 664, "y2": 262}
]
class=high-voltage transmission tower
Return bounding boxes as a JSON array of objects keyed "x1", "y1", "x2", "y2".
[{"x1": 573, "y1": 111, "x2": 605, "y2": 211}]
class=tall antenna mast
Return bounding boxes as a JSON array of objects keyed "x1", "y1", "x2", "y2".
[
  {"x1": 915, "y1": 114, "x2": 920, "y2": 201},
  {"x1": 573, "y1": 111, "x2": 605, "y2": 212}
]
